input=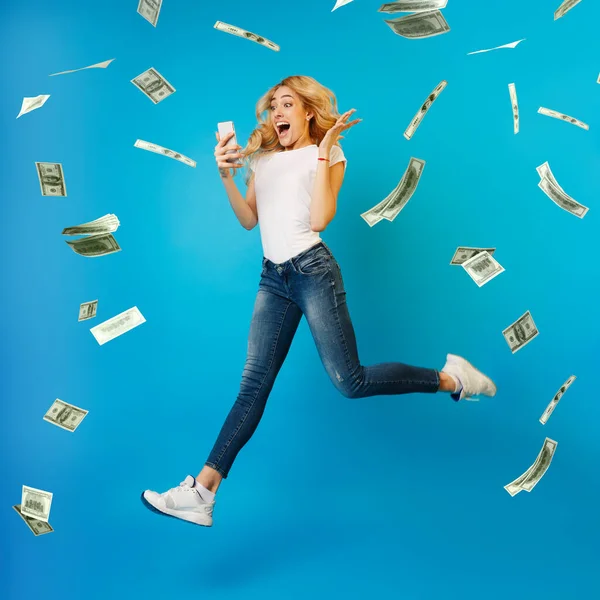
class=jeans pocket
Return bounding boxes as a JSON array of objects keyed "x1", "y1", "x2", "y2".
[{"x1": 296, "y1": 249, "x2": 331, "y2": 275}]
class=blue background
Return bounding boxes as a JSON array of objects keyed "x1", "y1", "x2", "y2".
[{"x1": 2, "y1": 0, "x2": 600, "y2": 598}]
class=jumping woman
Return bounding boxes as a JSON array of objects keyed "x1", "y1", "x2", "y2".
[{"x1": 141, "y1": 75, "x2": 497, "y2": 527}]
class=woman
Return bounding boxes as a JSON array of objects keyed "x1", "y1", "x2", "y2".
[{"x1": 141, "y1": 75, "x2": 497, "y2": 527}]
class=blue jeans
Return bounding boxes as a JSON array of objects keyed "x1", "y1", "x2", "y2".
[{"x1": 205, "y1": 241, "x2": 441, "y2": 478}]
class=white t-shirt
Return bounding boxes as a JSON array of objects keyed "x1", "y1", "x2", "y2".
[{"x1": 249, "y1": 144, "x2": 347, "y2": 264}]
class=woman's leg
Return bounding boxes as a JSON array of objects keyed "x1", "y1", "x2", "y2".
[{"x1": 200, "y1": 286, "x2": 303, "y2": 491}]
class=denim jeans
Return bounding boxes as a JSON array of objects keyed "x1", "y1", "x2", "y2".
[{"x1": 205, "y1": 240, "x2": 440, "y2": 478}]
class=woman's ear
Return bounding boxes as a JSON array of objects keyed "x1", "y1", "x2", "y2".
[{"x1": 306, "y1": 112, "x2": 313, "y2": 121}]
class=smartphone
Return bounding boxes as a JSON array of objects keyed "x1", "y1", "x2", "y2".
[{"x1": 217, "y1": 121, "x2": 242, "y2": 165}]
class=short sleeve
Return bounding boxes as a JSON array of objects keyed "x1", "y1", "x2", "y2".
[{"x1": 329, "y1": 144, "x2": 347, "y2": 171}]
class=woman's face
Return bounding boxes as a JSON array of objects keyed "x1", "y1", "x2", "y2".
[{"x1": 270, "y1": 86, "x2": 311, "y2": 148}]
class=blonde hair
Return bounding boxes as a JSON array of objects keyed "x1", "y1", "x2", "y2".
[{"x1": 241, "y1": 75, "x2": 342, "y2": 185}]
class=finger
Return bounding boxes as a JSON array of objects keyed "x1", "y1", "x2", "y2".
[{"x1": 215, "y1": 132, "x2": 220, "y2": 141}]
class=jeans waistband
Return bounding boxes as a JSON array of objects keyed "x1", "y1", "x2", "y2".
[{"x1": 264, "y1": 241, "x2": 333, "y2": 269}]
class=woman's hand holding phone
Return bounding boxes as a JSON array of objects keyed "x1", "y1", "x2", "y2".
[{"x1": 214, "y1": 131, "x2": 244, "y2": 178}]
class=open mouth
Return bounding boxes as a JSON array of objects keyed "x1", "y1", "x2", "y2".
[{"x1": 276, "y1": 121, "x2": 291, "y2": 136}]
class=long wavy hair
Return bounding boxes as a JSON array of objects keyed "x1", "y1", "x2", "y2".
[{"x1": 240, "y1": 75, "x2": 342, "y2": 185}]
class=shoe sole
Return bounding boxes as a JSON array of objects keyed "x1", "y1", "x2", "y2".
[
  {"x1": 140, "y1": 493, "x2": 212, "y2": 527},
  {"x1": 449, "y1": 354, "x2": 497, "y2": 397}
]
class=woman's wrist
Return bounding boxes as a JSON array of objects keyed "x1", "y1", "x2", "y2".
[{"x1": 318, "y1": 148, "x2": 330, "y2": 160}]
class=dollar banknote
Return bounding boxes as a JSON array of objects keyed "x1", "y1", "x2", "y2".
[
  {"x1": 505, "y1": 438, "x2": 558, "y2": 495},
  {"x1": 13, "y1": 505, "x2": 54, "y2": 536},
  {"x1": 35, "y1": 162, "x2": 67, "y2": 196},
  {"x1": 537, "y1": 165, "x2": 589, "y2": 218},
  {"x1": 450, "y1": 247, "x2": 496, "y2": 265},
  {"x1": 17, "y1": 95, "x2": 50, "y2": 118},
  {"x1": 360, "y1": 158, "x2": 426, "y2": 225},
  {"x1": 131, "y1": 68, "x2": 175, "y2": 104},
  {"x1": 134, "y1": 139, "x2": 197, "y2": 167},
  {"x1": 137, "y1": 0, "x2": 162, "y2": 26},
  {"x1": 214, "y1": 21, "x2": 280, "y2": 51},
  {"x1": 502, "y1": 310, "x2": 539, "y2": 354},
  {"x1": 62, "y1": 214, "x2": 120, "y2": 236},
  {"x1": 540, "y1": 375, "x2": 576, "y2": 425},
  {"x1": 49, "y1": 58, "x2": 115, "y2": 77},
  {"x1": 508, "y1": 83, "x2": 519, "y2": 134},
  {"x1": 384, "y1": 9, "x2": 450, "y2": 39},
  {"x1": 90, "y1": 306, "x2": 146, "y2": 346},
  {"x1": 79, "y1": 300, "x2": 98, "y2": 321},
  {"x1": 43, "y1": 398, "x2": 89, "y2": 432},
  {"x1": 538, "y1": 107, "x2": 589, "y2": 131},
  {"x1": 332, "y1": 0, "x2": 353, "y2": 10},
  {"x1": 404, "y1": 80, "x2": 447, "y2": 140},
  {"x1": 467, "y1": 38, "x2": 525, "y2": 55},
  {"x1": 461, "y1": 251, "x2": 504, "y2": 287},
  {"x1": 21, "y1": 485, "x2": 53, "y2": 522},
  {"x1": 378, "y1": 0, "x2": 448, "y2": 12},
  {"x1": 554, "y1": 0, "x2": 582, "y2": 20},
  {"x1": 65, "y1": 233, "x2": 121, "y2": 257}
]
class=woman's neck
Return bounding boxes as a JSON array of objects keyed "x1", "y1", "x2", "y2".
[{"x1": 282, "y1": 132, "x2": 314, "y2": 151}]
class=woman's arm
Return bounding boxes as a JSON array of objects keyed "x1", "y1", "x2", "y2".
[
  {"x1": 221, "y1": 172, "x2": 258, "y2": 230},
  {"x1": 310, "y1": 152, "x2": 345, "y2": 232}
]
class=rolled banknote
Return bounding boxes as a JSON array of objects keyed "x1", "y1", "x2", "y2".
[
  {"x1": 450, "y1": 247, "x2": 496, "y2": 265},
  {"x1": 504, "y1": 465, "x2": 533, "y2": 496},
  {"x1": 461, "y1": 251, "x2": 504, "y2": 287},
  {"x1": 65, "y1": 233, "x2": 121, "y2": 257},
  {"x1": 332, "y1": 0, "x2": 353, "y2": 10},
  {"x1": 467, "y1": 38, "x2": 525, "y2": 55},
  {"x1": 502, "y1": 310, "x2": 539, "y2": 354},
  {"x1": 17, "y1": 95, "x2": 50, "y2": 118},
  {"x1": 214, "y1": 21, "x2": 280, "y2": 51},
  {"x1": 508, "y1": 83, "x2": 519, "y2": 134},
  {"x1": 404, "y1": 80, "x2": 447, "y2": 140},
  {"x1": 536, "y1": 162, "x2": 569, "y2": 195},
  {"x1": 518, "y1": 438, "x2": 558, "y2": 493},
  {"x1": 538, "y1": 175, "x2": 588, "y2": 218},
  {"x1": 79, "y1": 300, "x2": 98, "y2": 321},
  {"x1": 35, "y1": 162, "x2": 67, "y2": 196},
  {"x1": 384, "y1": 10, "x2": 450, "y2": 39},
  {"x1": 554, "y1": 0, "x2": 582, "y2": 20},
  {"x1": 378, "y1": 0, "x2": 448, "y2": 12},
  {"x1": 131, "y1": 68, "x2": 175, "y2": 104},
  {"x1": 62, "y1": 214, "x2": 120, "y2": 236},
  {"x1": 49, "y1": 58, "x2": 115, "y2": 77},
  {"x1": 21, "y1": 485, "x2": 53, "y2": 522},
  {"x1": 137, "y1": 0, "x2": 162, "y2": 26},
  {"x1": 538, "y1": 107, "x2": 589, "y2": 131},
  {"x1": 90, "y1": 306, "x2": 146, "y2": 345},
  {"x1": 13, "y1": 505, "x2": 54, "y2": 536},
  {"x1": 134, "y1": 139, "x2": 197, "y2": 167},
  {"x1": 43, "y1": 398, "x2": 89, "y2": 432},
  {"x1": 540, "y1": 375, "x2": 576, "y2": 424}
]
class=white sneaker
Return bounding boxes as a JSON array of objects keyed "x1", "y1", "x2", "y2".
[
  {"x1": 441, "y1": 353, "x2": 497, "y2": 402},
  {"x1": 141, "y1": 475, "x2": 215, "y2": 527}
]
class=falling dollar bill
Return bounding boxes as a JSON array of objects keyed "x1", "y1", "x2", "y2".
[
  {"x1": 13, "y1": 505, "x2": 54, "y2": 536},
  {"x1": 384, "y1": 9, "x2": 450, "y2": 39},
  {"x1": 502, "y1": 310, "x2": 539, "y2": 354},
  {"x1": 554, "y1": 0, "x2": 582, "y2": 20},
  {"x1": 467, "y1": 38, "x2": 526, "y2": 55},
  {"x1": 131, "y1": 68, "x2": 175, "y2": 104},
  {"x1": 35, "y1": 162, "x2": 67, "y2": 196},
  {"x1": 378, "y1": 0, "x2": 448, "y2": 12},
  {"x1": 43, "y1": 398, "x2": 89, "y2": 432},
  {"x1": 21, "y1": 485, "x2": 53, "y2": 522},
  {"x1": 537, "y1": 163, "x2": 589, "y2": 218},
  {"x1": 508, "y1": 83, "x2": 519, "y2": 134},
  {"x1": 538, "y1": 107, "x2": 589, "y2": 131},
  {"x1": 597, "y1": 73, "x2": 600, "y2": 84},
  {"x1": 62, "y1": 214, "x2": 120, "y2": 236},
  {"x1": 540, "y1": 375, "x2": 576, "y2": 424},
  {"x1": 504, "y1": 438, "x2": 558, "y2": 496},
  {"x1": 17, "y1": 95, "x2": 50, "y2": 118},
  {"x1": 360, "y1": 158, "x2": 426, "y2": 225},
  {"x1": 90, "y1": 306, "x2": 146, "y2": 346},
  {"x1": 79, "y1": 300, "x2": 98, "y2": 321},
  {"x1": 49, "y1": 58, "x2": 115, "y2": 77},
  {"x1": 332, "y1": 0, "x2": 353, "y2": 10},
  {"x1": 450, "y1": 247, "x2": 496, "y2": 265},
  {"x1": 65, "y1": 233, "x2": 121, "y2": 257},
  {"x1": 134, "y1": 139, "x2": 197, "y2": 167},
  {"x1": 461, "y1": 251, "x2": 504, "y2": 287},
  {"x1": 214, "y1": 21, "x2": 280, "y2": 51},
  {"x1": 137, "y1": 0, "x2": 163, "y2": 26},
  {"x1": 404, "y1": 80, "x2": 447, "y2": 140}
]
